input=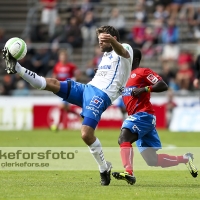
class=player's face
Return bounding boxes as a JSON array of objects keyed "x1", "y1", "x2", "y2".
[{"x1": 98, "y1": 33, "x2": 112, "y2": 52}]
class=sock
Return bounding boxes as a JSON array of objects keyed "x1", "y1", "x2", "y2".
[
  {"x1": 157, "y1": 154, "x2": 188, "y2": 168},
  {"x1": 15, "y1": 62, "x2": 46, "y2": 89},
  {"x1": 88, "y1": 138, "x2": 108, "y2": 173},
  {"x1": 120, "y1": 142, "x2": 133, "y2": 175}
]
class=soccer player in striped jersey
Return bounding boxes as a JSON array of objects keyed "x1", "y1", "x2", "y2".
[
  {"x1": 2, "y1": 26, "x2": 133, "y2": 186},
  {"x1": 112, "y1": 49, "x2": 198, "y2": 185}
]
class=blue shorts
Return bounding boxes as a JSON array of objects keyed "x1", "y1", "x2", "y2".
[
  {"x1": 121, "y1": 112, "x2": 162, "y2": 153},
  {"x1": 55, "y1": 80, "x2": 111, "y2": 127}
]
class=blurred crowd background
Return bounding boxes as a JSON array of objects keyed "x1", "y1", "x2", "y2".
[{"x1": 0, "y1": 0, "x2": 200, "y2": 97}]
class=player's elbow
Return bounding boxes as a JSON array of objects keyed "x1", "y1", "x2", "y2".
[
  {"x1": 159, "y1": 81, "x2": 168, "y2": 92},
  {"x1": 163, "y1": 82, "x2": 168, "y2": 91}
]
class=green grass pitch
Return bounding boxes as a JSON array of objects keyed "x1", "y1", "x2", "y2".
[{"x1": 0, "y1": 129, "x2": 199, "y2": 200}]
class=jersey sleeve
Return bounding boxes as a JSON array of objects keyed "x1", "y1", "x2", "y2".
[
  {"x1": 143, "y1": 68, "x2": 162, "y2": 85},
  {"x1": 122, "y1": 43, "x2": 133, "y2": 61}
]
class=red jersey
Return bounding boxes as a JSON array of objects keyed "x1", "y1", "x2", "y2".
[
  {"x1": 122, "y1": 67, "x2": 162, "y2": 115},
  {"x1": 53, "y1": 62, "x2": 77, "y2": 81}
]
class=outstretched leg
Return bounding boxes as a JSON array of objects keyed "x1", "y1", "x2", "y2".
[
  {"x1": 2, "y1": 48, "x2": 61, "y2": 93},
  {"x1": 141, "y1": 148, "x2": 198, "y2": 178}
]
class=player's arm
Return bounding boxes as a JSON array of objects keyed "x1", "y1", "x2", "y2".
[
  {"x1": 148, "y1": 79, "x2": 168, "y2": 92},
  {"x1": 132, "y1": 80, "x2": 168, "y2": 97},
  {"x1": 99, "y1": 34, "x2": 130, "y2": 58}
]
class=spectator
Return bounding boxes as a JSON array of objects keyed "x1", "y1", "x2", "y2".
[
  {"x1": 81, "y1": 0, "x2": 94, "y2": 16},
  {"x1": 130, "y1": 19, "x2": 146, "y2": 48},
  {"x1": 154, "y1": 0, "x2": 172, "y2": 13},
  {"x1": 179, "y1": 0, "x2": 194, "y2": 21},
  {"x1": 12, "y1": 80, "x2": 30, "y2": 96},
  {"x1": 2, "y1": 75, "x2": 15, "y2": 95},
  {"x1": 18, "y1": 54, "x2": 34, "y2": 73},
  {"x1": 153, "y1": 4, "x2": 169, "y2": 21},
  {"x1": 52, "y1": 49, "x2": 77, "y2": 81},
  {"x1": 188, "y1": 7, "x2": 200, "y2": 39},
  {"x1": 63, "y1": 17, "x2": 83, "y2": 48},
  {"x1": 30, "y1": 24, "x2": 49, "y2": 42},
  {"x1": 176, "y1": 61, "x2": 194, "y2": 91},
  {"x1": 161, "y1": 42, "x2": 180, "y2": 64},
  {"x1": 85, "y1": 45, "x2": 103, "y2": 79},
  {"x1": 31, "y1": 47, "x2": 51, "y2": 76},
  {"x1": 49, "y1": 16, "x2": 65, "y2": 43},
  {"x1": 108, "y1": 7, "x2": 126, "y2": 40},
  {"x1": 175, "y1": 49, "x2": 194, "y2": 91},
  {"x1": 134, "y1": 3, "x2": 148, "y2": 23},
  {"x1": 64, "y1": 1, "x2": 83, "y2": 26},
  {"x1": 141, "y1": 26, "x2": 156, "y2": 58},
  {"x1": 81, "y1": 11, "x2": 97, "y2": 45},
  {"x1": 161, "y1": 18, "x2": 179, "y2": 44},
  {"x1": 40, "y1": 0, "x2": 58, "y2": 37},
  {"x1": 153, "y1": 18, "x2": 164, "y2": 44},
  {"x1": 160, "y1": 61, "x2": 178, "y2": 90}
]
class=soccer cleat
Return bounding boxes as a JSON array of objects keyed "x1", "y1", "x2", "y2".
[
  {"x1": 112, "y1": 171, "x2": 136, "y2": 185},
  {"x1": 100, "y1": 161, "x2": 112, "y2": 186},
  {"x1": 184, "y1": 153, "x2": 198, "y2": 178},
  {"x1": 2, "y1": 47, "x2": 17, "y2": 74}
]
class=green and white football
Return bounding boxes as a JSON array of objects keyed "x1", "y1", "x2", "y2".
[{"x1": 4, "y1": 37, "x2": 27, "y2": 60}]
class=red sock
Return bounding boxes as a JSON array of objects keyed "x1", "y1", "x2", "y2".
[
  {"x1": 120, "y1": 142, "x2": 133, "y2": 175},
  {"x1": 157, "y1": 154, "x2": 188, "y2": 168}
]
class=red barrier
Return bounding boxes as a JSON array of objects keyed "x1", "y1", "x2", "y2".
[{"x1": 33, "y1": 104, "x2": 166, "y2": 129}]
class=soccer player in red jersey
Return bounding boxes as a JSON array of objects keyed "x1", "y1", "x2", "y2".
[
  {"x1": 112, "y1": 49, "x2": 198, "y2": 185},
  {"x1": 50, "y1": 49, "x2": 79, "y2": 131}
]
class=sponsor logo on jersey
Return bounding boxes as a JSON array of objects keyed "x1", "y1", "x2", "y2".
[
  {"x1": 147, "y1": 74, "x2": 158, "y2": 84},
  {"x1": 98, "y1": 65, "x2": 111, "y2": 70},
  {"x1": 89, "y1": 96, "x2": 103, "y2": 108},
  {"x1": 86, "y1": 106, "x2": 99, "y2": 114},
  {"x1": 131, "y1": 73, "x2": 136, "y2": 78},
  {"x1": 122, "y1": 86, "x2": 136, "y2": 96},
  {"x1": 96, "y1": 71, "x2": 107, "y2": 77}
]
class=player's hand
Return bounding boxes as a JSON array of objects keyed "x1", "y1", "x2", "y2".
[
  {"x1": 99, "y1": 34, "x2": 115, "y2": 43},
  {"x1": 193, "y1": 78, "x2": 199, "y2": 88},
  {"x1": 131, "y1": 88, "x2": 146, "y2": 98}
]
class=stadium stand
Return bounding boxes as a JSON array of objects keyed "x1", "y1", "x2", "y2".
[{"x1": 0, "y1": 0, "x2": 200, "y2": 95}]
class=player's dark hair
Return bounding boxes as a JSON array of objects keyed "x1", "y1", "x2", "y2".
[
  {"x1": 132, "y1": 48, "x2": 142, "y2": 69},
  {"x1": 96, "y1": 26, "x2": 120, "y2": 42}
]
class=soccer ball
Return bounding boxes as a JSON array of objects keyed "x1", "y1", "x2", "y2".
[{"x1": 4, "y1": 37, "x2": 27, "y2": 60}]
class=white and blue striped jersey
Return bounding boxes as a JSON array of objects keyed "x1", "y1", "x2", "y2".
[{"x1": 88, "y1": 43, "x2": 133, "y2": 102}]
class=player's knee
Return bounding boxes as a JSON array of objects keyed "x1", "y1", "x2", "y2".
[
  {"x1": 81, "y1": 131, "x2": 94, "y2": 145},
  {"x1": 81, "y1": 132, "x2": 90, "y2": 142}
]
